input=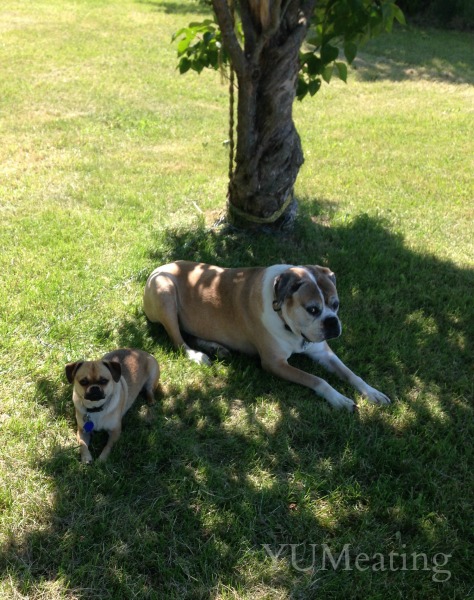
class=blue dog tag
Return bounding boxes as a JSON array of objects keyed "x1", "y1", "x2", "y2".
[{"x1": 83, "y1": 417, "x2": 94, "y2": 433}]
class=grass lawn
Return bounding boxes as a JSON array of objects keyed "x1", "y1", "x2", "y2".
[{"x1": 1, "y1": 1, "x2": 473, "y2": 598}]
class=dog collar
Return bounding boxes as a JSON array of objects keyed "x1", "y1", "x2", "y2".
[
  {"x1": 82, "y1": 393, "x2": 111, "y2": 415},
  {"x1": 85, "y1": 405, "x2": 104, "y2": 413},
  {"x1": 81, "y1": 397, "x2": 109, "y2": 433}
]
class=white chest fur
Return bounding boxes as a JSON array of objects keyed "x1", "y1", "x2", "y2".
[
  {"x1": 260, "y1": 265, "x2": 308, "y2": 358},
  {"x1": 74, "y1": 387, "x2": 122, "y2": 433}
]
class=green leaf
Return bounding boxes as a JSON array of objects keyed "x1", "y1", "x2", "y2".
[
  {"x1": 203, "y1": 31, "x2": 215, "y2": 45},
  {"x1": 178, "y1": 57, "x2": 191, "y2": 74},
  {"x1": 382, "y1": 3, "x2": 395, "y2": 32},
  {"x1": 306, "y1": 24, "x2": 323, "y2": 48},
  {"x1": 308, "y1": 78, "x2": 321, "y2": 96},
  {"x1": 393, "y1": 5, "x2": 406, "y2": 25},
  {"x1": 305, "y1": 54, "x2": 323, "y2": 76},
  {"x1": 321, "y1": 43, "x2": 339, "y2": 65},
  {"x1": 382, "y1": 2, "x2": 395, "y2": 24},
  {"x1": 322, "y1": 64, "x2": 333, "y2": 84},
  {"x1": 344, "y1": 41, "x2": 358, "y2": 65},
  {"x1": 192, "y1": 60, "x2": 204, "y2": 74},
  {"x1": 335, "y1": 61, "x2": 347, "y2": 83},
  {"x1": 296, "y1": 77, "x2": 308, "y2": 101},
  {"x1": 171, "y1": 27, "x2": 187, "y2": 42},
  {"x1": 207, "y1": 48, "x2": 218, "y2": 68},
  {"x1": 177, "y1": 37, "x2": 191, "y2": 56}
]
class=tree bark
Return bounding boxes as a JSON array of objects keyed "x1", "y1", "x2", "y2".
[{"x1": 213, "y1": 0, "x2": 316, "y2": 230}]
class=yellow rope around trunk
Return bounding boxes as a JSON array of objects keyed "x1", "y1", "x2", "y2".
[{"x1": 227, "y1": 192, "x2": 294, "y2": 224}]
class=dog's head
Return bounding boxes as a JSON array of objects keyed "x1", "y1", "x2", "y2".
[
  {"x1": 273, "y1": 265, "x2": 340, "y2": 343},
  {"x1": 65, "y1": 359, "x2": 122, "y2": 409}
]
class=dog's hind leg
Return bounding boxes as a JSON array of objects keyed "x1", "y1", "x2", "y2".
[
  {"x1": 163, "y1": 317, "x2": 211, "y2": 365},
  {"x1": 144, "y1": 276, "x2": 211, "y2": 365},
  {"x1": 142, "y1": 357, "x2": 161, "y2": 405},
  {"x1": 161, "y1": 315, "x2": 211, "y2": 365},
  {"x1": 188, "y1": 336, "x2": 231, "y2": 361}
]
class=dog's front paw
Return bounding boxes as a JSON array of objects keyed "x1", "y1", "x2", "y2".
[
  {"x1": 186, "y1": 348, "x2": 211, "y2": 365},
  {"x1": 81, "y1": 452, "x2": 93, "y2": 465},
  {"x1": 326, "y1": 390, "x2": 357, "y2": 412},
  {"x1": 363, "y1": 385, "x2": 391, "y2": 405}
]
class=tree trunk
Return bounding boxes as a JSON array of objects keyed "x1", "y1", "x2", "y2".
[
  {"x1": 213, "y1": 0, "x2": 315, "y2": 230},
  {"x1": 228, "y1": 42, "x2": 303, "y2": 229}
]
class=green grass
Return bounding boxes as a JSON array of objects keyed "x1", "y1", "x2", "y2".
[{"x1": 1, "y1": 1, "x2": 473, "y2": 598}]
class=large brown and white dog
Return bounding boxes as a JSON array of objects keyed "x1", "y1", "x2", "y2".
[{"x1": 143, "y1": 261, "x2": 390, "y2": 411}]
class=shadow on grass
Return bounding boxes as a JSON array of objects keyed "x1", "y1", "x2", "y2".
[
  {"x1": 354, "y1": 27, "x2": 474, "y2": 85},
  {"x1": 4, "y1": 207, "x2": 473, "y2": 598},
  {"x1": 141, "y1": 204, "x2": 473, "y2": 416},
  {"x1": 136, "y1": 0, "x2": 211, "y2": 15}
]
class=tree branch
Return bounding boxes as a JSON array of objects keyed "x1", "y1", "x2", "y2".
[
  {"x1": 240, "y1": 0, "x2": 258, "y2": 58},
  {"x1": 301, "y1": 0, "x2": 317, "y2": 20},
  {"x1": 280, "y1": 0, "x2": 317, "y2": 55},
  {"x1": 212, "y1": 0, "x2": 246, "y2": 77},
  {"x1": 268, "y1": 0, "x2": 283, "y2": 31}
]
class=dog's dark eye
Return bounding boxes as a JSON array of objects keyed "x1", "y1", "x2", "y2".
[
  {"x1": 306, "y1": 306, "x2": 322, "y2": 317},
  {"x1": 79, "y1": 378, "x2": 89, "y2": 387},
  {"x1": 332, "y1": 300, "x2": 340, "y2": 311},
  {"x1": 98, "y1": 378, "x2": 109, "y2": 385}
]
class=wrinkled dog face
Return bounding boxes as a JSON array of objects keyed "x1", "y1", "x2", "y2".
[
  {"x1": 65, "y1": 360, "x2": 121, "y2": 409},
  {"x1": 273, "y1": 266, "x2": 341, "y2": 343}
]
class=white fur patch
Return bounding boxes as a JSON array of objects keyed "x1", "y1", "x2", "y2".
[
  {"x1": 186, "y1": 348, "x2": 211, "y2": 365},
  {"x1": 74, "y1": 385, "x2": 123, "y2": 432},
  {"x1": 260, "y1": 265, "x2": 303, "y2": 357}
]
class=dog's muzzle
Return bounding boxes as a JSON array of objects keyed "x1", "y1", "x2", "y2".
[
  {"x1": 323, "y1": 316, "x2": 341, "y2": 340},
  {"x1": 85, "y1": 385, "x2": 105, "y2": 401}
]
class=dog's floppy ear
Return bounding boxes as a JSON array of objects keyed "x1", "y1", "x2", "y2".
[
  {"x1": 65, "y1": 361, "x2": 83, "y2": 384},
  {"x1": 306, "y1": 265, "x2": 336, "y2": 286},
  {"x1": 103, "y1": 360, "x2": 122, "y2": 382},
  {"x1": 273, "y1": 271, "x2": 304, "y2": 311}
]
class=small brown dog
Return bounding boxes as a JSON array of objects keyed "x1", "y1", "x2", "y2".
[{"x1": 65, "y1": 348, "x2": 160, "y2": 463}]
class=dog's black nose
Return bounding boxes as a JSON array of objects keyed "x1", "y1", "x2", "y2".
[
  {"x1": 85, "y1": 385, "x2": 104, "y2": 401},
  {"x1": 323, "y1": 316, "x2": 341, "y2": 340}
]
